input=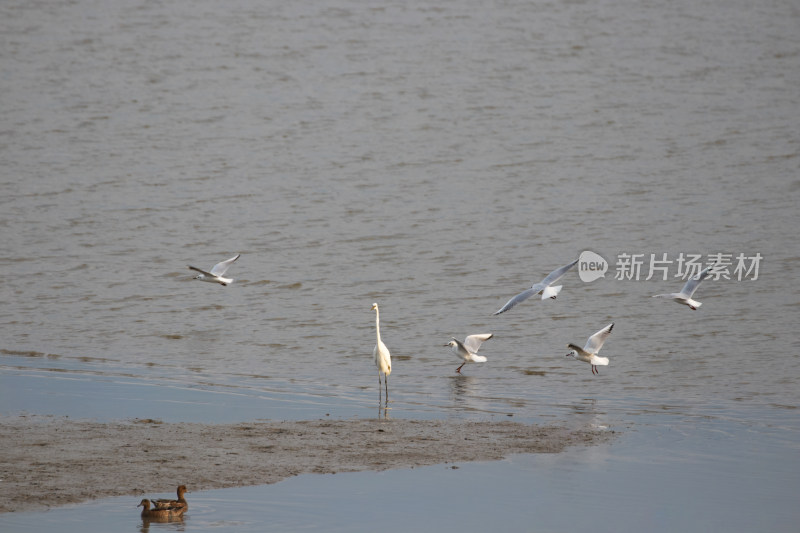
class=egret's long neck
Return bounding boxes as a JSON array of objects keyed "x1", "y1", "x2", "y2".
[{"x1": 374, "y1": 309, "x2": 382, "y2": 343}]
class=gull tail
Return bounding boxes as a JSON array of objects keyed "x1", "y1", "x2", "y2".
[{"x1": 541, "y1": 285, "x2": 562, "y2": 300}]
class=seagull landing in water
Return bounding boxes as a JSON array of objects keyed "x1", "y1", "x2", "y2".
[
  {"x1": 445, "y1": 333, "x2": 493, "y2": 374},
  {"x1": 652, "y1": 264, "x2": 717, "y2": 310},
  {"x1": 494, "y1": 258, "x2": 579, "y2": 315},
  {"x1": 566, "y1": 323, "x2": 614, "y2": 375},
  {"x1": 188, "y1": 254, "x2": 241, "y2": 286}
]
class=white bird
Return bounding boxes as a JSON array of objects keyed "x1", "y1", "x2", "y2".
[
  {"x1": 445, "y1": 333, "x2": 493, "y2": 374},
  {"x1": 652, "y1": 264, "x2": 716, "y2": 310},
  {"x1": 494, "y1": 258, "x2": 579, "y2": 315},
  {"x1": 371, "y1": 303, "x2": 392, "y2": 403},
  {"x1": 566, "y1": 323, "x2": 614, "y2": 375},
  {"x1": 188, "y1": 254, "x2": 241, "y2": 286}
]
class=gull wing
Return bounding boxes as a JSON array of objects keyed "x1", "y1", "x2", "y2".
[
  {"x1": 540, "y1": 258, "x2": 579, "y2": 287},
  {"x1": 651, "y1": 293, "x2": 680, "y2": 300},
  {"x1": 188, "y1": 265, "x2": 215, "y2": 277},
  {"x1": 583, "y1": 323, "x2": 614, "y2": 354},
  {"x1": 463, "y1": 333, "x2": 493, "y2": 353},
  {"x1": 494, "y1": 284, "x2": 543, "y2": 315},
  {"x1": 209, "y1": 254, "x2": 241, "y2": 276},
  {"x1": 451, "y1": 337, "x2": 468, "y2": 354},
  {"x1": 680, "y1": 264, "x2": 714, "y2": 297}
]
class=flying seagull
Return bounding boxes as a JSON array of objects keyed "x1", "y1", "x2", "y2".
[
  {"x1": 494, "y1": 258, "x2": 579, "y2": 315},
  {"x1": 188, "y1": 254, "x2": 241, "y2": 286},
  {"x1": 652, "y1": 263, "x2": 717, "y2": 310}
]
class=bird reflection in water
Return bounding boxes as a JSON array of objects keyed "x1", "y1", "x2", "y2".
[
  {"x1": 140, "y1": 514, "x2": 185, "y2": 530},
  {"x1": 450, "y1": 374, "x2": 479, "y2": 406}
]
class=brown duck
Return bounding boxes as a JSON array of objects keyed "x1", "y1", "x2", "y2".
[
  {"x1": 152, "y1": 485, "x2": 189, "y2": 511},
  {"x1": 138, "y1": 498, "x2": 185, "y2": 521}
]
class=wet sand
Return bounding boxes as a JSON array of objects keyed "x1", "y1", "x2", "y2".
[{"x1": 0, "y1": 415, "x2": 612, "y2": 513}]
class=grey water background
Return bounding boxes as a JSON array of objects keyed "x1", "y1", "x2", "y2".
[{"x1": 1, "y1": 0, "x2": 799, "y2": 531}]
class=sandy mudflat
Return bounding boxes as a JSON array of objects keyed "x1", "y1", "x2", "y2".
[{"x1": 0, "y1": 415, "x2": 612, "y2": 513}]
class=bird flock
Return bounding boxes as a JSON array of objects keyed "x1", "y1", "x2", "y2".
[
  {"x1": 189, "y1": 254, "x2": 719, "y2": 404},
  {"x1": 132, "y1": 255, "x2": 717, "y2": 519}
]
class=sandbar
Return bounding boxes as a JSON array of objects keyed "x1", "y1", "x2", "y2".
[{"x1": 0, "y1": 415, "x2": 612, "y2": 513}]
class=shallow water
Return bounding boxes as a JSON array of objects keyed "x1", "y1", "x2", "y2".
[
  {"x1": 2, "y1": 419, "x2": 797, "y2": 532},
  {"x1": 1, "y1": 0, "x2": 799, "y2": 530}
]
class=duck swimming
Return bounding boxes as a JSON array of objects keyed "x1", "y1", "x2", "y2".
[
  {"x1": 152, "y1": 485, "x2": 189, "y2": 511},
  {"x1": 138, "y1": 498, "x2": 185, "y2": 521}
]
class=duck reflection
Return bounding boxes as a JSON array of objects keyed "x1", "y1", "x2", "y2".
[{"x1": 140, "y1": 515, "x2": 185, "y2": 531}]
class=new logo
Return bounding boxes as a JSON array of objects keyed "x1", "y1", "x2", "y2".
[{"x1": 578, "y1": 250, "x2": 608, "y2": 283}]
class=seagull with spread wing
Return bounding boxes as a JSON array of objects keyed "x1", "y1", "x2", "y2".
[
  {"x1": 494, "y1": 258, "x2": 579, "y2": 315},
  {"x1": 652, "y1": 263, "x2": 717, "y2": 310},
  {"x1": 188, "y1": 254, "x2": 241, "y2": 286},
  {"x1": 445, "y1": 333, "x2": 494, "y2": 374},
  {"x1": 566, "y1": 322, "x2": 614, "y2": 375}
]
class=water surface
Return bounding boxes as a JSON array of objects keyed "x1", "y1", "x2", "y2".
[{"x1": 1, "y1": 0, "x2": 799, "y2": 530}]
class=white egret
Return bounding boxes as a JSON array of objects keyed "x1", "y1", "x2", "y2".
[
  {"x1": 188, "y1": 254, "x2": 241, "y2": 286},
  {"x1": 445, "y1": 333, "x2": 493, "y2": 374},
  {"x1": 371, "y1": 303, "x2": 392, "y2": 402},
  {"x1": 652, "y1": 264, "x2": 717, "y2": 310},
  {"x1": 494, "y1": 258, "x2": 579, "y2": 315},
  {"x1": 566, "y1": 323, "x2": 614, "y2": 375}
]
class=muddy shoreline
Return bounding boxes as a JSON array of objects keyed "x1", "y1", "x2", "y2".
[{"x1": 0, "y1": 415, "x2": 613, "y2": 513}]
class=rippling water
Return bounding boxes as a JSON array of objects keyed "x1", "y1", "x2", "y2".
[{"x1": 1, "y1": 0, "x2": 799, "y2": 530}]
